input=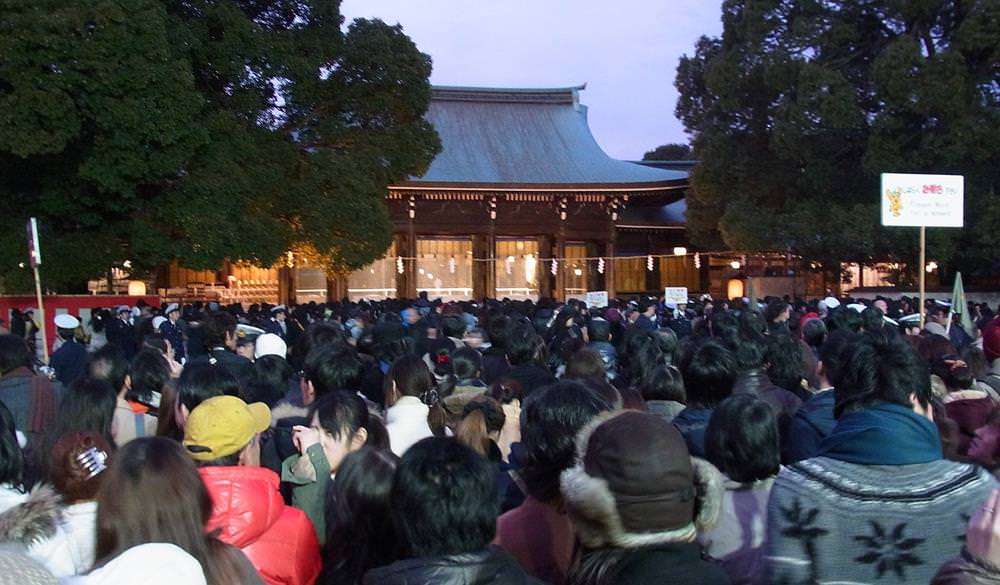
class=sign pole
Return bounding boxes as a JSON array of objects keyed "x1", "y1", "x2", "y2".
[
  {"x1": 32, "y1": 264, "x2": 48, "y2": 364},
  {"x1": 919, "y1": 226, "x2": 926, "y2": 329}
]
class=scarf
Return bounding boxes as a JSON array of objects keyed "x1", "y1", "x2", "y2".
[
  {"x1": 1, "y1": 367, "x2": 57, "y2": 434},
  {"x1": 817, "y1": 402, "x2": 942, "y2": 465}
]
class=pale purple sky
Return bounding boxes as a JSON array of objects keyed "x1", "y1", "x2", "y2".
[{"x1": 339, "y1": 1, "x2": 723, "y2": 160}]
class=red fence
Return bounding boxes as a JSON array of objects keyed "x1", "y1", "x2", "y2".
[{"x1": 0, "y1": 295, "x2": 161, "y2": 354}]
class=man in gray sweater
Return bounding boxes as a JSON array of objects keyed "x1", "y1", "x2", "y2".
[{"x1": 766, "y1": 331, "x2": 997, "y2": 584}]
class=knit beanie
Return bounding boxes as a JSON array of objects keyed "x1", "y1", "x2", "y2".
[
  {"x1": 560, "y1": 410, "x2": 724, "y2": 548},
  {"x1": 983, "y1": 318, "x2": 1000, "y2": 363}
]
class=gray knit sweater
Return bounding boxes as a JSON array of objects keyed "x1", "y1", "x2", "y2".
[{"x1": 766, "y1": 457, "x2": 997, "y2": 584}]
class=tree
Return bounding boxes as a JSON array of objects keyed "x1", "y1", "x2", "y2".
[
  {"x1": 675, "y1": 0, "x2": 1000, "y2": 279},
  {"x1": 0, "y1": 0, "x2": 440, "y2": 292},
  {"x1": 642, "y1": 142, "x2": 695, "y2": 161}
]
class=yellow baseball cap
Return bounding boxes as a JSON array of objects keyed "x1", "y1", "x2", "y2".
[{"x1": 182, "y1": 396, "x2": 271, "y2": 462}]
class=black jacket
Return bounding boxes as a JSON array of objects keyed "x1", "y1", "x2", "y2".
[
  {"x1": 504, "y1": 364, "x2": 556, "y2": 397},
  {"x1": 188, "y1": 347, "x2": 253, "y2": 384},
  {"x1": 364, "y1": 547, "x2": 546, "y2": 585},
  {"x1": 613, "y1": 543, "x2": 730, "y2": 585}
]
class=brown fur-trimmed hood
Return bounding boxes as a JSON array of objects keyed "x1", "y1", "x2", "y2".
[
  {"x1": 0, "y1": 485, "x2": 62, "y2": 546},
  {"x1": 559, "y1": 410, "x2": 724, "y2": 549}
]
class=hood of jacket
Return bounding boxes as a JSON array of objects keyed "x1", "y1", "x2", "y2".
[
  {"x1": 199, "y1": 466, "x2": 284, "y2": 549},
  {"x1": 0, "y1": 485, "x2": 61, "y2": 547},
  {"x1": 364, "y1": 546, "x2": 540, "y2": 585}
]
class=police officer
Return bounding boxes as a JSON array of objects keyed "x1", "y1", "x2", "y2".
[
  {"x1": 158, "y1": 303, "x2": 186, "y2": 363},
  {"x1": 264, "y1": 304, "x2": 288, "y2": 340},
  {"x1": 49, "y1": 314, "x2": 87, "y2": 386}
]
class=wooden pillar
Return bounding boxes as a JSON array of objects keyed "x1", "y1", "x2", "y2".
[
  {"x1": 554, "y1": 233, "x2": 567, "y2": 302},
  {"x1": 538, "y1": 234, "x2": 554, "y2": 300},
  {"x1": 472, "y1": 234, "x2": 494, "y2": 300},
  {"x1": 585, "y1": 241, "x2": 603, "y2": 293},
  {"x1": 326, "y1": 273, "x2": 348, "y2": 302},
  {"x1": 605, "y1": 239, "x2": 617, "y2": 301},
  {"x1": 278, "y1": 266, "x2": 296, "y2": 305},
  {"x1": 646, "y1": 254, "x2": 662, "y2": 294},
  {"x1": 394, "y1": 232, "x2": 417, "y2": 299}
]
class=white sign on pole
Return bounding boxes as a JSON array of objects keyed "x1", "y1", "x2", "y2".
[
  {"x1": 881, "y1": 173, "x2": 964, "y2": 228},
  {"x1": 585, "y1": 291, "x2": 608, "y2": 309},
  {"x1": 664, "y1": 287, "x2": 689, "y2": 305},
  {"x1": 26, "y1": 217, "x2": 41, "y2": 267}
]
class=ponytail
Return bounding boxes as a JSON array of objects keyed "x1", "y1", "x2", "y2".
[{"x1": 455, "y1": 397, "x2": 505, "y2": 458}]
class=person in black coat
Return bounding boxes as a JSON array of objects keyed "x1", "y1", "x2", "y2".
[
  {"x1": 49, "y1": 314, "x2": 87, "y2": 386},
  {"x1": 105, "y1": 305, "x2": 136, "y2": 360},
  {"x1": 158, "y1": 303, "x2": 186, "y2": 362},
  {"x1": 186, "y1": 311, "x2": 252, "y2": 384}
]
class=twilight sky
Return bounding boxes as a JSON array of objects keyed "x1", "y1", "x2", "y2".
[{"x1": 339, "y1": 1, "x2": 723, "y2": 160}]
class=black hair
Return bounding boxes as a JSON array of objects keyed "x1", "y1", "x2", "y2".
[
  {"x1": 624, "y1": 331, "x2": 667, "y2": 389},
  {"x1": 931, "y1": 354, "x2": 974, "y2": 391},
  {"x1": 303, "y1": 343, "x2": 364, "y2": 398},
  {"x1": 311, "y1": 391, "x2": 371, "y2": 443},
  {"x1": 679, "y1": 339, "x2": 737, "y2": 408},
  {"x1": 440, "y1": 315, "x2": 466, "y2": 340},
  {"x1": 638, "y1": 297, "x2": 656, "y2": 314},
  {"x1": 818, "y1": 329, "x2": 856, "y2": 388},
  {"x1": 0, "y1": 335, "x2": 30, "y2": 375},
  {"x1": 319, "y1": 447, "x2": 400, "y2": 585},
  {"x1": 705, "y1": 394, "x2": 780, "y2": 484},
  {"x1": 201, "y1": 311, "x2": 237, "y2": 349},
  {"x1": 961, "y1": 345, "x2": 989, "y2": 381},
  {"x1": 292, "y1": 322, "x2": 348, "y2": 372},
  {"x1": 51, "y1": 377, "x2": 117, "y2": 457},
  {"x1": 641, "y1": 364, "x2": 686, "y2": 403},
  {"x1": 828, "y1": 307, "x2": 862, "y2": 333},
  {"x1": 861, "y1": 307, "x2": 885, "y2": 332},
  {"x1": 834, "y1": 332, "x2": 932, "y2": 417},
  {"x1": 450, "y1": 347, "x2": 483, "y2": 381},
  {"x1": 129, "y1": 350, "x2": 169, "y2": 408},
  {"x1": 506, "y1": 321, "x2": 542, "y2": 366},
  {"x1": 764, "y1": 300, "x2": 789, "y2": 323},
  {"x1": 518, "y1": 381, "x2": 613, "y2": 502},
  {"x1": 391, "y1": 437, "x2": 497, "y2": 557},
  {"x1": 766, "y1": 332, "x2": 804, "y2": 393},
  {"x1": 88, "y1": 344, "x2": 130, "y2": 393},
  {"x1": 801, "y1": 318, "x2": 828, "y2": 348},
  {"x1": 0, "y1": 402, "x2": 24, "y2": 489},
  {"x1": 386, "y1": 355, "x2": 446, "y2": 436},
  {"x1": 587, "y1": 319, "x2": 612, "y2": 342},
  {"x1": 243, "y1": 355, "x2": 295, "y2": 407},
  {"x1": 176, "y1": 362, "x2": 239, "y2": 414}
]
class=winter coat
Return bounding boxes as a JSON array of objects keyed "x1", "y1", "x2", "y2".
[
  {"x1": 481, "y1": 349, "x2": 511, "y2": 385},
  {"x1": 158, "y1": 319, "x2": 186, "y2": 362},
  {"x1": 66, "y1": 544, "x2": 206, "y2": 585},
  {"x1": 784, "y1": 389, "x2": 836, "y2": 463},
  {"x1": 29, "y1": 500, "x2": 97, "y2": 577},
  {"x1": 673, "y1": 407, "x2": 714, "y2": 457},
  {"x1": 262, "y1": 403, "x2": 310, "y2": 477},
  {"x1": 0, "y1": 367, "x2": 61, "y2": 447},
  {"x1": 111, "y1": 397, "x2": 156, "y2": 447},
  {"x1": 595, "y1": 542, "x2": 730, "y2": 585},
  {"x1": 504, "y1": 365, "x2": 556, "y2": 397},
  {"x1": 363, "y1": 546, "x2": 546, "y2": 585},
  {"x1": 732, "y1": 369, "x2": 803, "y2": 422},
  {"x1": 646, "y1": 400, "x2": 686, "y2": 424},
  {"x1": 187, "y1": 348, "x2": 253, "y2": 385},
  {"x1": 933, "y1": 548, "x2": 1000, "y2": 584},
  {"x1": 49, "y1": 341, "x2": 87, "y2": 387},
  {"x1": 386, "y1": 396, "x2": 433, "y2": 456},
  {"x1": 494, "y1": 496, "x2": 576, "y2": 585},
  {"x1": 280, "y1": 443, "x2": 331, "y2": 543},
  {"x1": 200, "y1": 466, "x2": 321, "y2": 585},
  {"x1": 699, "y1": 477, "x2": 774, "y2": 585},
  {"x1": 944, "y1": 390, "x2": 997, "y2": 456}
]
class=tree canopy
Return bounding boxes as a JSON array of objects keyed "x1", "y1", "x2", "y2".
[
  {"x1": 0, "y1": 0, "x2": 440, "y2": 292},
  {"x1": 642, "y1": 143, "x2": 696, "y2": 161},
  {"x1": 675, "y1": 0, "x2": 1000, "y2": 278}
]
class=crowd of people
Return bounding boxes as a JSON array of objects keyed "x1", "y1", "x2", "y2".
[{"x1": 0, "y1": 290, "x2": 999, "y2": 584}]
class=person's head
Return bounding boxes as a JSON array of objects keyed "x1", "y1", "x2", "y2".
[
  {"x1": 641, "y1": 365, "x2": 686, "y2": 403},
  {"x1": 462, "y1": 328, "x2": 486, "y2": 349},
  {"x1": 244, "y1": 355, "x2": 294, "y2": 407},
  {"x1": 801, "y1": 318, "x2": 828, "y2": 348},
  {"x1": 587, "y1": 319, "x2": 612, "y2": 343},
  {"x1": 321, "y1": 447, "x2": 400, "y2": 584},
  {"x1": 94, "y1": 437, "x2": 213, "y2": 568},
  {"x1": 680, "y1": 340, "x2": 738, "y2": 408},
  {"x1": 128, "y1": 349, "x2": 170, "y2": 407},
  {"x1": 0, "y1": 335, "x2": 30, "y2": 375},
  {"x1": 0, "y1": 402, "x2": 23, "y2": 489},
  {"x1": 561, "y1": 411, "x2": 723, "y2": 552},
  {"x1": 816, "y1": 329, "x2": 856, "y2": 389},
  {"x1": 565, "y1": 347, "x2": 607, "y2": 380},
  {"x1": 49, "y1": 431, "x2": 112, "y2": 504},
  {"x1": 506, "y1": 321, "x2": 542, "y2": 366},
  {"x1": 309, "y1": 391, "x2": 373, "y2": 473},
  {"x1": 88, "y1": 345, "x2": 130, "y2": 395},
  {"x1": 765, "y1": 333, "x2": 804, "y2": 393},
  {"x1": 202, "y1": 311, "x2": 238, "y2": 350},
  {"x1": 874, "y1": 299, "x2": 889, "y2": 314},
  {"x1": 253, "y1": 333, "x2": 287, "y2": 361},
  {"x1": 861, "y1": 307, "x2": 885, "y2": 332},
  {"x1": 518, "y1": 381, "x2": 613, "y2": 502},
  {"x1": 391, "y1": 437, "x2": 497, "y2": 558},
  {"x1": 183, "y1": 395, "x2": 271, "y2": 467},
  {"x1": 56, "y1": 377, "x2": 117, "y2": 449},
  {"x1": 384, "y1": 354, "x2": 432, "y2": 406},
  {"x1": 927, "y1": 302, "x2": 950, "y2": 326},
  {"x1": 455, "y1": 396, "x2": 505, "y2": 458},
  {"x1": 450, "y1": 346, "x2": 483, "y2": 381},
  {"x1": 638, "y1": 297, "x2": 656, "y2": 317},
  {"x1": 961, "y1": 345, "x2": 989, "y2": 381},
  {"x1": 834, "y1": 332, "x2": 932, "y2": 418},
  {"x1": 931, "y1": 354, "x2": 974, "y2": 392},
  {"x1": 705, "y1": 395, "x2": 779, "y2": 484},
  {"x1": 403, "y1": 307, "x2": 420, "y2": 326},
  {"x1": 301, "y1": 343, "x2": 364, "y2": 406},
  {"x1": 765, "y1": 300, "x2": 790, "y2": 324},
  {"x1": 175, "y1": 362, "x2": 240, "y2": 426}
]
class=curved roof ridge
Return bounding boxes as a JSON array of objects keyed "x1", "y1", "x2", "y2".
[{"x1": 431, "y1": 84, "x2": 586, "y2": 104}]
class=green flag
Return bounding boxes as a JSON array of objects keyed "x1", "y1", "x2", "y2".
[{"x1": 951, "y1": 272, "x2": 973, "y2": 333}]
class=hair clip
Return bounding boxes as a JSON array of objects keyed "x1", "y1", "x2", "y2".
[{"x1": 76, "y1": 447, "x2": 109, "y2": 481}]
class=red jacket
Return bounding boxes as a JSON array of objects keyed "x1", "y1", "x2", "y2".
[{"x1": 200, "y1": 466, "x2": 321, "y2": 585}]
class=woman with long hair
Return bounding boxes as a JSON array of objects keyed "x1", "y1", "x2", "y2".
[
  {"x1": 76, "y1": 437, "x2": 262, "y2": 585},
  {"x1": 317, "y1": 447, "x2": 399, "y2": 585},
  {"x1": 384, "y1": 355, "x2": 444, "y2": 456}
]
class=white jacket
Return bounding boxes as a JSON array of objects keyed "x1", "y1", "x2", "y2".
[
  {"x1": 62, "y1": 543, "x2": 206, "y2": 585},
  {"x1": 30, "y1": 501, "x2": 97, "y2": 577},
  {"x1": 386, "y1": 396, "x2": 433, "y2": 456}
]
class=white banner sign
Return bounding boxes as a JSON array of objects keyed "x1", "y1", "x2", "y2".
[
  {"x1": 585, "y1": 291, "x2": 608, "y2": 309},
  {"x1": 664, "y1": 287, "x2": 689, "y2": 305},
  {"x1": 881, "y1": 173, "x2": 964, "y2": 228}
]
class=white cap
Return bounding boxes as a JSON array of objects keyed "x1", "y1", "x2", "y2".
[
  {"x1": 847, "y1": 303, "x2": 867, "y2": 313},
  {"x1": 254, "y1": 333, "x2": 287, "y2": 360},
  {"x1": 164, "y1": 303, "x2": 179, "y2": 315},
  {"x1": 54, "y1": 314, "x2": 80, "y2": 329},
  {"x1": 821, "y1": 296, "x2": 841, "y2": 310},
  {"x1": 152, "y1": 316, "x2": 168, "y2": 330},
  {"x1": 271, "y1": 304, "x2": 287, "y2": 314},
  {"x1": 117, "y1": 305, "x2": 130, "y2": 313}
]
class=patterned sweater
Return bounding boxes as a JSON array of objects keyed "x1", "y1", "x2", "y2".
[{"x1": 766, "y1": 457, "x2": 997, "y2": 585}]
